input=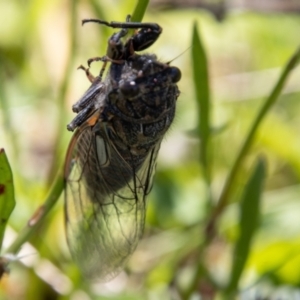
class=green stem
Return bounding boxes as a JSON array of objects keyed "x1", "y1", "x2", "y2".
[
  {"x1": 131, "y1": 0, "x2": 149, "y2": 22},
  {"x1": 4, "y1": 169, "x2": 64, "y2": 255}
]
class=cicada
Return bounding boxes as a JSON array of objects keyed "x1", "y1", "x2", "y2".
[{"x1": 64, "y1": 15, "x2": 181, "y2": 281}]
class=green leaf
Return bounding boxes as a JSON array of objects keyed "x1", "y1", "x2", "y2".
[
  {"x1": 191, "y1": 22, "x2": 211, "y2": 178},
  {"x1": 0, "y1": 149, "x2": 16, "y2": 251},
  {"x1": 131, "y1": 0, "x2": 149, "y2": 22},
  {"x1": 226, "y1": 158, "x2": 266, "y2": 296}
]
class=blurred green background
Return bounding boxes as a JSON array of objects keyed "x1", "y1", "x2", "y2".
[{"x1": 0, "y1": 0, "x2": 300, "y2": 299}]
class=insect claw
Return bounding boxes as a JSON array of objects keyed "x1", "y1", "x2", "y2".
[
  {"x1": 82, "y1": 19, "x2": 110, "y2": 27},
  {"x1": 82, "y1": 19, "x2": 98, "y2": 26},
  {"x1": 126, "y1": 14, "x2": 131, "y2": 22},
  {"x1": 77, "y1": 65, "x2": 95, "y2": 83},
  {"x1": 77, "y1": 64, "x2": 86, "y2": 71}
]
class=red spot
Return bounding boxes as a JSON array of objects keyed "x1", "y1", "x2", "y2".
[{"x1": 0, "y1": 184, "x2": 5, "y2": 195}]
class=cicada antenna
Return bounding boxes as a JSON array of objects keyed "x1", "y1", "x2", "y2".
[{"x1": 167, "y1": 46, "x2": 192, "y2": 64}]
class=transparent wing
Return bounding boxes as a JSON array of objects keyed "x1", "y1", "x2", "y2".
[{"x1": 64, "y1": 123, "x2": 160, "y2": 281}]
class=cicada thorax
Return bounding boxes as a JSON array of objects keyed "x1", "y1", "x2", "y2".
[
  {"x1": 75, "y1": 55, "x2": 179, "y2": 201},
  {"x1": 104, "y1": 54, "x2": 179, "y2": 151}
]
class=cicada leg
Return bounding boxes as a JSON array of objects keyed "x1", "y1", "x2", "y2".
[
  {"x1": 87, "y1": 55, "x2": 125, "y2": 80},
  {"x1": 77, "y1": 64, "x2": 95, "y2": 83},
  {"x1": 82, "y1": 15, "x2": 162, "y2": 57}
]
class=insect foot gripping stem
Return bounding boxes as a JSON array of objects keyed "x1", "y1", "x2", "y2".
[{"x1": 64, "y1": 16, "x2": 181, "y2": 281}]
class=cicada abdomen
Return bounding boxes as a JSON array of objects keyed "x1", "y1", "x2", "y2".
[{"x1": 64, "y1": 15, "x2": 181, "y2": 281}]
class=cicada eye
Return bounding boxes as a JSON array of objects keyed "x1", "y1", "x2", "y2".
[
  {"x1": 168, "y1": 66, "x2": 181, "y2": 83},
  {"x1": 120, "y1": 81, "x2": 140, "y2": 98}
]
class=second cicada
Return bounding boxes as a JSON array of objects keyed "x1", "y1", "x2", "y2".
[{"x1": 64, "y1": 15, "x2": 181, "y2": 281}]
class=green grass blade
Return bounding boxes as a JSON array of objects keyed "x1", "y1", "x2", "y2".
[
  {"x1": 206, "y1": 46, "x2": 300, "y2": 235},
  {"x1": 0, "y1": 149, "x2": 16, "y2": 251},
  {"x1": 225, "y1": 158, "x2": 266, "y2": 297},
  {"x1": 191, "y1": 22, "x2": 211, "y2": 180}
]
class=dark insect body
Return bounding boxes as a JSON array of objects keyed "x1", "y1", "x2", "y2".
[{"x1": 64, "y1": 15, "x2": 181, "y2": 281}]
